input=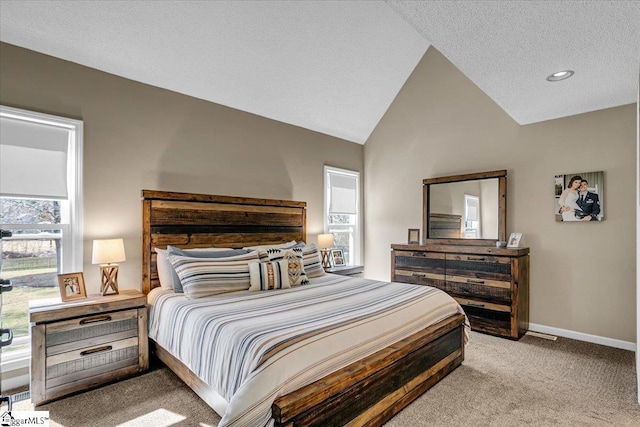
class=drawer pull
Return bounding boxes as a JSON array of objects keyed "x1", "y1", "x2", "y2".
[
  {"x1": 80, "y1": 345, "x2": 113, "y2": 357},
  {"x1": 467, "y1": 257, "x2": 487, "y2": 261},
  {"x1": 466, "y1": 279, "x2": 485, "y2": 285},
  {"x1": 465, "y1": 302, "x2": 485, "y2": 308},
  {"x1": 80, "y1": 315, "x2": 112, "y2": 325},
  {"x1": 412, "y1": 273, "x2": 426, "y2": 278},
  {"x1": 411, "y1": 252, "x2": 426, "y2": 257}
]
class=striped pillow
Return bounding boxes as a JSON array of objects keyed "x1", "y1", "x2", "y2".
[
  {"x1": 168, "y1": 251, "x2": 260, "y2": 298},
  {"x1": 264, "y1": 247, "x2": 309, "y2": 286},
  {"x1": 301, "y1": 243, "x2": 326, "y2": 278},
  {"x1": 167, "y1": 246, "x2": 251, "y2": 293},
  {"x1": 249, "y1": 260, "x2": 291, "y2": 291}
]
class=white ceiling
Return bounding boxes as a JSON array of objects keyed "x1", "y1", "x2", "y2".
[{"x1": 1, "y1": 1, "x2": 639, "y2": 144}]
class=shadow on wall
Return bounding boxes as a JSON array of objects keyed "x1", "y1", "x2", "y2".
[{"x1": 153, "y1": 119, "x2": 294, "y2": 200}]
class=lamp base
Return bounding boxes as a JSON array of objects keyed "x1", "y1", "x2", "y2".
[
  {"x1": 320, "y1": 248, "x2": 332, "y2": 269},
  {"x1": 100, "y1": 264, "x2": 120, "y2": 296}
]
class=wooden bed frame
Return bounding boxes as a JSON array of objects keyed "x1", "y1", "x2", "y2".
[{"x1": 142, "y1": 190, "x2": 465, "y2": 426}]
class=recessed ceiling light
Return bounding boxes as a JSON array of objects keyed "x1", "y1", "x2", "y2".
[{"x1": 546, "y1": 70, "x2": 574, "y2": 82}]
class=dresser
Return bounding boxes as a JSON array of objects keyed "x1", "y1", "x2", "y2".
[
  {"x1": 391, "y1": 244, "x2": 529, "y2": 339},
  {"x1": 29, "y1": 290, "x2": 148, "y2": 405}
]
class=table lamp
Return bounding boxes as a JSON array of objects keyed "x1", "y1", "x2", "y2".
[
  {"x1": 92, "y1": 238, "x2": 126, "y2": 295},
  {"x1": 317, "y1": 233, "x2": 334, "y2": 269}
]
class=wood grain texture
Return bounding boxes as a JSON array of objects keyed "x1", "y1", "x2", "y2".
[
  {"x1": 142, "y1": 190, "x2": 307, "y2": 294},
  {"x1": 142, "y1": 191, "x2": 466, "y2": 426},
  {"x1": 422, "y1": 170, "x2": 507, "y2": 244},
  {"x1": 391, "y1": 245, "x2": 530, "y2": 340},
  {"x1": 272, "y1": 314, "x2": 465, "y2": 427},
  {"x1": 29, "y1": 291, "x2": 148, "y2": 406},
  {"x1": 29, "y1": 290, "x2": 146, "y2": 324}
]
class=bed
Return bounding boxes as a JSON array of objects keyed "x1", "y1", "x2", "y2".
[{"x1": 142, "y1": 190, "x2": 468, "y2": 427}]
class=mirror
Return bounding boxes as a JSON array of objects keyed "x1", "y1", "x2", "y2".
[{"x1": 423, "y1": 170, "x2": 506, "y2": 244}]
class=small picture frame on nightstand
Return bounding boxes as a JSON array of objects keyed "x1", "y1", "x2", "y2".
[
  {"x1": 58, "y1": 272, "x2": 87, "y2": 302},
  {"x1": 408, "y1": 228, "x2": 420, "y2": 245},
  {"x1": 330, "y1": 249, "x2": 345, "y2": 267}
]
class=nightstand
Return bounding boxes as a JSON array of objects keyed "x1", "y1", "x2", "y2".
[
  {"x1": 29, "y1": 289, "x2": 148, "y2": 406},
  {"x1": 325, "y1": 265, "x2": 364, "y2": 277}
]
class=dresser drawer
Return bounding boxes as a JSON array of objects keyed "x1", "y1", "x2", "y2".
[
  {"x1": 394, "y1": 251, "x2": 445, "y2": 272},
  {"x1": 445, "y1": 254, "x2": 512, "y2": 282},
  {"x1": 454, "y1": 298, "x2": 512, "y2": 337},
  {"x1": 394, "y1": 269, "x2": 445, "y2": 288},
  {"x1": 391, "y1": 246, "x2": 529, "y2": 340},
  {"x1": 445, "y1": 275, "x2": 511, "y2": 304}
]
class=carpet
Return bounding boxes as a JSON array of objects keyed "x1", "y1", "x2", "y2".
[{"x1": 12, "y1": 332, "x2": 640, "y2": 426}]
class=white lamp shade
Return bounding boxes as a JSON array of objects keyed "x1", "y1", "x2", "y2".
[
  {"x1": 317, "y1": 233, "x2": 334, "y2": 249},
  {"x1": 92, "y1": 238, "x2": 126, "y2": 264}
]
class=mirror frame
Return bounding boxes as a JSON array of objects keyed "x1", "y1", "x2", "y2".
[{"x1": 423, "y1": 170, "x2": 507, "y2": 245}]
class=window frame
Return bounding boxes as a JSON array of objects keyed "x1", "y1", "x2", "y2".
[
  {"x1": 0, "y1": 106, "x2": 83, "y2": 384},
  {"x1": 0, "y1": 105, "x2": 83, "y2": 272},
  {"x1": 323, "y1": 165, "x2": 361, "y2": 265}
]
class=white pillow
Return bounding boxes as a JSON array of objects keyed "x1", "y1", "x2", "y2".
[{"x1": 154, "y1": 248, "x2": 173, "y2": 289}]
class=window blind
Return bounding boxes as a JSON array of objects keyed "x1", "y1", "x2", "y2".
[
  {"x1": 0, "y1": 116, "x2": 70, "y2": 199},
  {"x1": 328, "y1": 172, "x2": 357, "y2": 215}
]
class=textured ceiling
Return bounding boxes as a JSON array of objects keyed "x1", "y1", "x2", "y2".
[
  {"x1": 1, "y1": 1, "x2": 639, "y2": 144},
  {"x1": 388, "y1": 0, "x2": 640, "y2": 125},
  {"x1": 0, "y1": 1, "x2": 427, "y2": 144}
]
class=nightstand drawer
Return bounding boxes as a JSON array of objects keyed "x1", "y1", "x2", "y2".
[
  {"x1": 30, "y1": 290, "x2": 148, "y2": 406},
  {"x1": 46, "y1": 309, "x2": 139, "y2": 354},
  {"x1": 46, "y1": 337, "x2": 139, "y2": 389}
]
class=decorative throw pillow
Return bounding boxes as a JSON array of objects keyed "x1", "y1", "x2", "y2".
[
  {"x1": 301, "y1": 243, "x2": 326, "y2": 278},
  {"x1": 154, "y1": 248, "x2": 173, "y2": 289},
  {"x1": 167, "y1": 246, "x2": 250, "y2": 293},
  {"x1": 168, "y1": 250, "x2": 259, "y2": 298},
  {"x1": 249, "y1": 260, "x2": 291, "y2": 291},
  {"x1": 264, "y1": 247, "x2": 309, "y2": 286}
]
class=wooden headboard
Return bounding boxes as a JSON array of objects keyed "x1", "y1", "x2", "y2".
[{"x1": 141, "y1": 190, "x2": 307, "y2": 294}]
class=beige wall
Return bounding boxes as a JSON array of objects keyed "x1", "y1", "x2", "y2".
[
  {"x1": 365, "y1": 47, "x2": 637, "y2": 342},
  {"x1": 0, "y1": 42, "x2": 364, "y2": 294}
]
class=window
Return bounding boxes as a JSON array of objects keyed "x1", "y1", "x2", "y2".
[
  {"x1": 0, "y1": 106, "x2": 83, "y2": 387},
  {"x1": 324, "y1": 166, "x2": 360, "y2": 265},
  {"x1": 463, "y1": 194, "x2": 480, "y2": 238}
]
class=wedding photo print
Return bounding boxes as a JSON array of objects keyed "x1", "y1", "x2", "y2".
[{"x1": 554, "y1": 171, "x2": 604, "y2": 222}]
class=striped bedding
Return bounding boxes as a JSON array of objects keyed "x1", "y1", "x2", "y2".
[{"x1": 148, "y1": 273, "x2": 469, "y2": 427}]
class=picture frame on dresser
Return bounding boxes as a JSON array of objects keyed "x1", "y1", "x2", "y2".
[
  {"x1": 507, "y1": 232, "x2": 522, "y2": 248},
  {"x1": 407, "y1": 228, "x2": 420, "y2": 245},
  {"x1": 57, "y1": 272, "x2": 87, "y2": 301}
]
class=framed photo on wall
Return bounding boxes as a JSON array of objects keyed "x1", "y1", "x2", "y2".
[
  {"x1": 555, "y1": 171, "x2": 604, "y2": 222},
  {"x1": 58, "y1": 272, "x2": 87, "y2": 302},
  {"x1": 330, "y1": 249, "x2": 345, "y2": 267}
]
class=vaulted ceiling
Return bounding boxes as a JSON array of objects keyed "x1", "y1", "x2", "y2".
[{"x1": 1, "y1": 1, "x2": 639, "y2": 144}]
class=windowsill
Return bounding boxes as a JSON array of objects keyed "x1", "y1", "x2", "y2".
[{"x1": 1, "y1": 337, "x2": 30, "y2": 373}]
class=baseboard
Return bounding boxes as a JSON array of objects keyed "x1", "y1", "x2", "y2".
[{"x1": 528, "y1": 323, "x2": 636, "y2": 352}]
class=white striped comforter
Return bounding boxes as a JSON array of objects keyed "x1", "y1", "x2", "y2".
[{"x1": 148, "y1": 274, "x2": 469, "y2": 427}]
